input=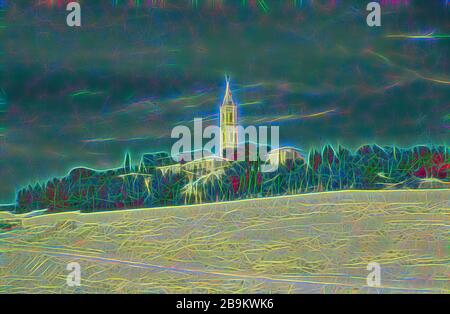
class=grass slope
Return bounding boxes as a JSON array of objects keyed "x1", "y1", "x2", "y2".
[{"x1": 0, "y1": 189, "x2": 449, "y2": 293}]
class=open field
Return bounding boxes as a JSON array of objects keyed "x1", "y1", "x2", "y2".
[{"x1": 0, "y1": 189, "x2": 449, "y2": 294}]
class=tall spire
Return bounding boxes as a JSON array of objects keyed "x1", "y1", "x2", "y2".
[
  {"x1": 222, "y1": 75, "x2": 235, "y2": 107},
  {"x1": 219, "y1": 75, "x2": 238, "y2": 158}
]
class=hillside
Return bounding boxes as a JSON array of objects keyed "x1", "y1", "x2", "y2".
[{"x1": 0, "y1": 189, "x2": 448, "y2": 293}]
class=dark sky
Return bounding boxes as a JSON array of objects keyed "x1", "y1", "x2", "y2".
[{"x1": 0, "y1": 1, "x2": 449, "y2": 202}]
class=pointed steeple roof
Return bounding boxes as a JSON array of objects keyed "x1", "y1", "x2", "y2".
[{"x1": 221, "y1": 75, "x2": 235, "y2": 107}]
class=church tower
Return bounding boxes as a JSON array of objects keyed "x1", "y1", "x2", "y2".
[{"x1": 219, "y1": 77, "x2": 238, "y2": 158}]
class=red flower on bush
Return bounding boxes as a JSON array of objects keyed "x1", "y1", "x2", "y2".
[
  {"x1": 438, "y1": 164, "x2": 450, "y2": 179},
  {"x1": 313, "y1": 155, "x2": 322, "y2": 171},
  {"x1": 414, "y1": 166, "x2": 427, "y2": 178},
  {"x1": 414, "y1": 153, "x2": 449, "y2": 179},
  {"x1": 231, "y1": 176, "x2": 240, "y2": 193}
]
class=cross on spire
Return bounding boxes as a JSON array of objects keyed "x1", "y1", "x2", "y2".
[{"x1": 222, "y1": 75, "x2": 235, "y2": 107}]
